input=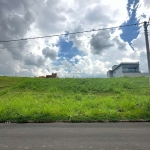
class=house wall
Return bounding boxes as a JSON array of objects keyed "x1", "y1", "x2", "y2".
[
  {"x1": 112, "y1": 66, "x2": 123, "y2": 77},
  {"x1": 122, "y1": 64, "x2": 140, "y2": 72},
  {"x1": 112, "y1": 64, "x2": 141, "y2": 78},
  {"x1": 107, "y1": 70, "x2": 113, "y2": 78},
  {"x1": 107, "y1": 63, "x2": 148, "y2": 78}
]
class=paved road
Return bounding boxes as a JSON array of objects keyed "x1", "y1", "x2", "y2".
[{"x1": 0, "y1": 122, "x2": 150, "y2": 150}]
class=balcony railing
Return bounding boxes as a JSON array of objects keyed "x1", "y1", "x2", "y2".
[{"x1": 122, "y1": 71, "x2": 141, "y2": 73}]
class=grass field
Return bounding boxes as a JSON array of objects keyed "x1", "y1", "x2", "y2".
[{"x1": 0, "y1": 76, "x2": 150, "y2": 123}]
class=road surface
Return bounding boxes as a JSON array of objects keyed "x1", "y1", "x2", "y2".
[{"x1": 0, "y1": 122, "x2": 150, "y2": 150}]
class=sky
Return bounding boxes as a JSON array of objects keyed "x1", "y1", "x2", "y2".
[{"x1": 0, "y1": 0, "x2": 150, "y2": 78}]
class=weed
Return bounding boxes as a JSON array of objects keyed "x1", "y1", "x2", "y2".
[{"x1": 0, "y1": 76, "x2": 150, "y2": 122}]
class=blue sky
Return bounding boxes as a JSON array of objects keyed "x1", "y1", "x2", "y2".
[
  {"x1": 0, "y1": 0, "x2": 149, "y2": 77},
  {"x1": 58, "y1": 36, "x2": 85, "y2": 62},
  {"x1": 120, "y1": 0, "x2": 140, "y2": 44},
  {"x1": 58, "y1": 0, "x2": 141, "y2": 60}
]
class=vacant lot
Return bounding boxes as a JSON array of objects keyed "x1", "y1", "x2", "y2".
[{"x1": 0, "y1": 76, "x2": 150, "y2": 122}]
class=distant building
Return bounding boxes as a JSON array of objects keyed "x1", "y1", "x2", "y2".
[
  {"x1": 46, "y1": 73, "x2": 58, "y2": 78},
  {"x1": 34, "y1": 73, "x2": 58, "y2": 78},
  {"x1": 39, "y1": 76, "x2": 45, "y2": 78},
  {"x1": 107, "y1": 62, "x2": 149, "y2": 78}
]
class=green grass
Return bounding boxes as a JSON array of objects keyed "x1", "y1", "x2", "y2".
[{"x1": 0, "y1": 76, "x2": 150, "y2": 122}]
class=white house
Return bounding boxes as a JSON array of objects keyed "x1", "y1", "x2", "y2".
[{"x1": 107, "y1": 62, "x2": 149, "y2": 78}]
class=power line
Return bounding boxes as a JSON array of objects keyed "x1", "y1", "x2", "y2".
[
  {"x1": 0, "y1": 22, "x2": 143, "y2": 43},
  {"x1": 0, "y1": 32, "x2": 145, "y2": 50}
]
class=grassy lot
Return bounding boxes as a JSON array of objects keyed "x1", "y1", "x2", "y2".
[{"x1": 0, "y1": 76, "x2": 150, "y2": 123}]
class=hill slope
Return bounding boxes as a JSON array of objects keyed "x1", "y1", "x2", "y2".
[{"x1": 0, "y1": 76, "x2": 150, "y2": 122}]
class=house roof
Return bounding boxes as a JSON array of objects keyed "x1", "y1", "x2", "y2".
[{"x1": 111, "y1": 62, "x2": 139, "y2": 71}]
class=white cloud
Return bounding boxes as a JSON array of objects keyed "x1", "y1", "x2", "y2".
[
  {"x1": 42, "y1": 47, "x2": 57, "y2": 60},
  {"x1": 130, "y1": 0, "x2": 150, "y2": 72},
  {"x1": 24, "y1": 54, "x2": 45, "y2": 67},
  {"x1": 136, "y1": 0, "x2": 150, "y2": 21},
  {"x1": 0, "y1": 0, "x2": 148, "y2": 77},
  {"x1": 90, "y1": 30, "x2": 114, "y2": 54},
  {"x1": 131, "y1": 30, "x2": 149, "y2": 72}
]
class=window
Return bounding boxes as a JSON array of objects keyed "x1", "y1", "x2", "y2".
[{"x1": 128, "y1": 68, "x2": 136, "y2": 72}]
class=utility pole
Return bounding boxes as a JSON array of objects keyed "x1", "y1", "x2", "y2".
[{"x1": 144, "y1": 21, "x2": 150, "y2": 85}]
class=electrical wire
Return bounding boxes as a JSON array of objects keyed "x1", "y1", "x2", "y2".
[
  {"x1": 0, "y1": 22, "x2": 143, "y2": 43},
  {"x1": 0, "y1": 32, "x2": 145, "y2": 50}
]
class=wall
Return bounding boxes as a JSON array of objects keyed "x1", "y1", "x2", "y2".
[
  {"x1": 107, "y1": 70, "x2": 113, "y2": 78},
  {"x1": 107, "y1": 64, "x2": 147, "y2": 78},
  {"x1": 122, "y1": 64, "x2": 140, "y2": 73},
  {"x1": 112, "y1": 66, "x2": 123, "y2": 77}
]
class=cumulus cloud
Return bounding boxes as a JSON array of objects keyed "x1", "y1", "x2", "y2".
[
  {"x1": 35, "y1": 0, "x2": 67, "y2": 35},
  {"x1": 24, "y1": 54, "x2": 45, "y2": 67},
  {"x1": 0, "y1": 48, "x2": 20, "y2": 75},
  {"x1": 0, "y1": 0, "x2": 36, "y2": 63},
  {"x1": 0, "y1": 0, "x2": 35, "y2": 40},
  {"x1": 90, "y1": 30, "x2": 114, "y2": 54},
  {"x1": 85, "y1": 5, "x2": 112, "y2": 24},
  {"x1": 42, "y1": 47, "x2": 57, "y2": 60},
  {"x1": 61, "y1": 59, "x2": 73, "y2": 70},
  {"x1": 0, "y1": 0, "x2": 148, "y2": 77},
  {"x1": 113, "y1": 37, "x2": 127, "y2": 51}
]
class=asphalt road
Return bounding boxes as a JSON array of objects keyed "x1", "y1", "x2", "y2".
[{"x1": 0, "y1": 122, "x2": 150, "y2": 150}]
